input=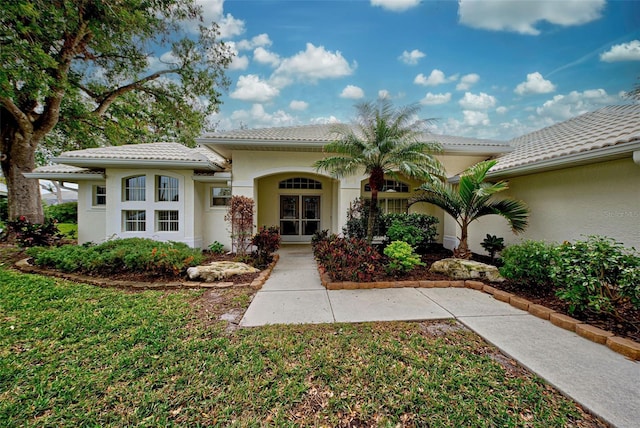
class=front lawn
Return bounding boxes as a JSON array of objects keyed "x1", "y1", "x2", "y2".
[{"x1": 0, "y1": 268, "x2": 601, "y2": 426}]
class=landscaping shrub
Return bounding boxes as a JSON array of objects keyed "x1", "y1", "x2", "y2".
[
  {"x1": 225, "y1": 196, "x2": 254, "y2": 257},
  {"x1": 313, "y1": 236, "x2": 380, "y2": 282},
  {"x1": 499, "y1": 240, "x2": 557, "y2": 290},
  {"x1": 552, "y1": 236, "x2": 640, "y2": 317},
  {"x1": 208, "y1": 241, "x2": 225, "y2": 255},
  {"x1": 380, "y1": 213, "x2": 439, "y2": 252},
  {"x1": 0, "y1": 197, "x2": 7, "y2": 222},
  {"x1": 384, "y1": 240, "x2": 424, "y2": 274},
  {"x1": 480, "y1": 234, "x2": 505, "y2": 262},
  {"x1": 311, "y1": 229, "x2": 330, "y2": 249},
  {"x1": 251, "y1": 226, "x2": 281, "y2": 268},
  {"x1": 6, "y1": 216, "x2": 63, "y2": 247},
  {"x1": 28, "y1": 238, "x2": 203, "y2": 278},
  {"x1": 44, "y1": 201, "x2": 78, "y2": 223}
]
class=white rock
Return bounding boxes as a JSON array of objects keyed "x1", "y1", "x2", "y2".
[
  {"x1": 430, "y1": 258, "x2": 504, "y2": 283},
  {"x1": 187, "y1": 261, "x2": 259, "y2": 282}
]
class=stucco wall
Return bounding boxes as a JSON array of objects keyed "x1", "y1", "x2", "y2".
[{"x1": 467, "y1": 157, "x2": 640, "y2": 255}]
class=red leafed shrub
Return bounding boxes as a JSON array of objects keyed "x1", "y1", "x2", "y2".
[
  {"x1": 313, "y1": 236, "x2": 381, "y2": 282},
  {"x1": 251, "y1": 226, "x2": 281, "y2": 268}
]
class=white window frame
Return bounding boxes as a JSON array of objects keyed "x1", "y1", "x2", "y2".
[
  {"x1": 156, "y1": 210, "x2": 179, "y2": 232},
  {"x1": 92, "y1": 184, "x2": 107, "y2": 207},
  {"x1": 210, "y1": 185, "x2": 231, "y2": 207},
  {"x1": 123, "y1": 175, "x2": 146, "y2": 202},
  {"x1": 156, "y1": 175, "x2": 180, "y2": 202},
  {"x1": 123, "y1": 210, "x2": 146, "y2": 232}
]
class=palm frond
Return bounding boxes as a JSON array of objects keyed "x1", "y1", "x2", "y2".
[{"x1": 476, "y1": 198, "x2": 530, "y2": 233}]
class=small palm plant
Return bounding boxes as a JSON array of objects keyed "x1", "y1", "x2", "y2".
[
  {"x1": 411, "y1": 160, "x2": 529, "y2": 259},
  {"x1": 481, "y1": 234, "x2": 505, "y2": 262}
]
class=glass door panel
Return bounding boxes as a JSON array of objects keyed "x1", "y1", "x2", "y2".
[
  {"x1": 280, "y1": 196, "x2": 299, "y2": 236},
  {"x1": 302, "y1": 196, "x2": 320, "y2": 236}
]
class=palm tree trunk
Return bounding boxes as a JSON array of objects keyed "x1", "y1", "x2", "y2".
[
  {"x1": 454, "y1": 224, "x2": 472, "y2": 259},
  {"x1": 367, "y1": 188, "x2": 378, "y2": 244}
]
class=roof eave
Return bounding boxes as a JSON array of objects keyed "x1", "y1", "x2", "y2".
[
  {"x1": 53, "y1": 157, "x2": 223, "y2": 171},
  {"x1": 487, "y1": 140, "x2": 640, "y2": 180},
  {"x1": 23, "y1": 172, "x2": 106, "y2": 181}
]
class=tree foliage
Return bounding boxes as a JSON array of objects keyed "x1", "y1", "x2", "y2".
[
  {"x1": 0, "y1": 0, "x2": 233, "y2": 223},
  {"x1": 314, "y1": 100, "x2": 443, "y2": 244},
  {"x1": 411, "y1": 160, "x2": 529, "y2": 259}
]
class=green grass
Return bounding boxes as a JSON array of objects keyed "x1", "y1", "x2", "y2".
[{"x1": 0, "y1": 268, "x2": 595, "y2": 427}]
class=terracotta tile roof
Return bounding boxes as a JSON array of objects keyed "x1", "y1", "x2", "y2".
[
  {"x1": 492, "y1": 104, "x2": 640, "y2": 174},
  {"x1": 53, "y1": 143, "x2": 225, "y2": 170}
]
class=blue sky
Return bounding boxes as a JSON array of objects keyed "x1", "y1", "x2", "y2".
[{"x1": 192, "y1": 0, "x2": 640, "y2": 140}]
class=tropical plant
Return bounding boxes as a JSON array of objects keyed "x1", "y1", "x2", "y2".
[
  {"x1": 251, "y1": 226, "x2": 281, "y2": 268},
  {"x1": 314, "y1": 100, "x2": 443, "y2": 244},
  {"x1": 480, "y1": 234, "x2": 505, "y2": 261},
  {"x1": 500, "y1": 240, "x2": 557, "y2": 290},
  {"x1": 381, "y1": 213, "x2": 439, "y2": 252},
  {"x1": 384, "y1": 240, "x2": 424, "y2": 274},
  {"x1": 225, "y1": 196, "x2": 254, "y2": 257},
  {"x1": 411, "y1": 160, "x2": 529, "y2": 259}
]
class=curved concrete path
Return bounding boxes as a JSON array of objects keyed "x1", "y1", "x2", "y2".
[{"x1": 240, "y1": 245, "x2": 639, "y2": 428}]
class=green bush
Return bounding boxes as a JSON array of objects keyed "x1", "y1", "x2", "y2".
[
  {"x1": 44, "y1": 202, "x2": 78, "y2": 223},
  {"x1": 28, "y1": 238, "x2": 203, "y2": 278},
  {"x1": 381, "y1": 213, "x2": 439, "y2": 252},
  {"x1": 552, "y1": 236, "x2": 640, "y2": 316},
  {"x1": 313, "y1": 236, "x2": 380, "y2": 282},
  {"x1": 499, "y1": 240, "x2": 557, "y2": 290},
  {"x1": 480, "y1": 234, "x2": 505, "y2": 261},
  {"x1": 208, "y1": 241, "x2": 225, "y2": 255},
  {"x1": 384, "y1": 240, "x2": 424, "y2": 274}
]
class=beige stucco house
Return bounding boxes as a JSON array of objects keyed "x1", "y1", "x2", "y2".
[{"x1": 26, "y1": 104, "x2": 640, "y2": 253}]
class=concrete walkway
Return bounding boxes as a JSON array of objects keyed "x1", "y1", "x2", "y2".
[{"x1": 240, "y1": 245, "x2": 639, "y2": 428}]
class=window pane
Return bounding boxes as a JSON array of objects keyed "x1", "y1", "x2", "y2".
[
  {"x1": 123, "y1": 210, "x2": 146, "y2": 231},
  {"x1": 156, "y1": 176, "x2": 179, "y2": 202},
  {"x1": 279, "y1": 177, "x2": 322, "y2": 189},
  {"x1": 211, "y1": 186, "x2": 231, "y2": 206},
  {"x1": 94, "y1": 185, "x2": 106, "y2": 206},
  {"x1": 156, "y1": 210, "x2": 179, "y2": 232},
  {"x1": 124, "y1": 176, "x2": 146, "y2": 201}
]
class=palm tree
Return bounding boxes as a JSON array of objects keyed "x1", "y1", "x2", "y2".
[
  {"x1": 314, "y1": 100, "x2": 443, "y2": 244},
  {"x1": 411, "y1": 160, "x2": 529, "y2": 259}
]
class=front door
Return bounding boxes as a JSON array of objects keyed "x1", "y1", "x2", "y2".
[{"x1": 280, "y1": 195, "x2": 320, "y2": 241}]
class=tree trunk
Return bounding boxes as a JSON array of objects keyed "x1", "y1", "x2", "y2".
[
  {"x1": 366, "y1": 168, "x2": 385, "y2": 245},
  {"x1": 0, "y1": 125, "x2": 44, "y2": 224},
  {"x1": 454, "y1": 224, "x2": 472, "y2": 259}
]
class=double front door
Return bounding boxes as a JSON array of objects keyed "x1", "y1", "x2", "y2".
[{"x1": 280, "y1": 195, "x2": 320, "y2": 241}]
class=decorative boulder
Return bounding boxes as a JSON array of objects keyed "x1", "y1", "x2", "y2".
[
  {"x1": 430, "y1": 258, "x2": 504, "y2": 283},
  {"x1": 187, "y1": 261, "x2": 259, "y2": 282}
]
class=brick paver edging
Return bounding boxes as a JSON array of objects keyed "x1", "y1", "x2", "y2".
[
  {"x1": 14, "y1": 254, "x2": 279, "y2": 291},
  {"x1": 320, "y1": 272, "x2": 640, "y2": 360}
]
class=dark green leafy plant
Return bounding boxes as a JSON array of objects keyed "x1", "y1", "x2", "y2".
[
  {"x1": 251, "y1": 226, "x2": 281, "y2": 268},
  {"x1": 208, "y1": 241, "x2": 225, "y2": 255},
  {"x1": 480, "y1": 234, "x2": 505, "y2": 261},
  {"x1": 499, "y1": 240, "x2": 557, "y2": 290},
  {"x1": 381, "y1": 213, "x2": 439, "y2": 252},
  {"x1": 27, "y1": 238, "x2": 203, "y2": 278},
  {"x1": 552, "y1": 236, "x2": 640, "y2": 318},
  {"x1": 384, "y1": 241, "x2": 424, "y2": 274},
  {"x1": 6, "y1": 216, "x2": 63, "y2": 247},
  {"x1": 44, "y1": 202, "x2": 78, "y2": 224}
]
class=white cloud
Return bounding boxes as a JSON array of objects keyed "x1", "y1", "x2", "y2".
[
  {"x1": 230, "y1": 104, "x2": 296, "y2": 127},
  {"x1": 399, "y1": 49, "x2": 426, "y2": 65},
  {"x1": 370, "y1": 0, "x2": 421, "y2": 12},
  {"x1": 420, "y1": 92, "x2": 451, "y2": 105},
  {"x1": 340, "y1": 85, "x2": 365, "y2": 99},
  {"x1": 218, "y1": 13, "x2": 245, "y2": 38},
  {"x1": 253, "y1": 47, "x2": 281, "y2": 67},
  {"x1": 228, "y1": 55, "x2": 249, "y2": 70},
  {"x1": 496, "y1": 106, "x2": 508, "y2": 114},
  {"x1": 310, "y1": 115, "x2": 341, "y2": 124},
  {"x1": 414, "y1": 69, "x2": 456, "y2": 86},
  {"x1": 378, "y1": 89, "x2": 390, "y2": 99},
  {"x1": 271, "y1": 43, "x2": 356, "y2": 88},
  {"x1": 456, "y1": 73, "x2": 480, "y2": 90},
  {"x1": 462, "y1": 110, "x2": 490, "y2": 126},
  {"x1": 458, "y1": 0, "x2": 605, "y2": 35},
  {"x1": 230, "y1": 74, "x2": 279, "y2": 102},
  {"x1": 600, "y1": 40, "x2": 640, "y2": 62},
  {"x1": 236, "y1": 33, "x2": 272, "y2": 51},
  {"x1": 459, "y1": 92, "x2": 497, "y2": 110},
  {"x1": 514, "y1": 72, "x2": 556, "y2": 95},
  {"x1": 289, "y1": 100, "x2": 309, "y2": 111},
  {"x1": 535, "y1": 89, "x2": 619, "y2": 121}
]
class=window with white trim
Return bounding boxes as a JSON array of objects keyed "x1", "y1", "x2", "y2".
[
  {"x1": 364, "y1": 198, "x2": 409, "y2": 215},
  {"x1": 364, "y1": 179, "x2": 409, "y2": 192},
  {"x1": 156, "y1": 175, "x2": 179, "y2": 202},
  {"x1": 123, "y1": 175, "x2": 146, "y2": 201},
  {"x1": 211, "y1": 185, "x2": 231, "y2": 206},
  {"x1": 123, "y1": 210, "x2": 146, "y2": 231},
  {"x1": 93, "y1": 185, "x2": 106, "y2": 206},
  {"x1": 156, "y1": 210, "x2": 179, "y2": 232},
  {"x1": 279, "y1": 177, "x2": 322, "y2": 189}
]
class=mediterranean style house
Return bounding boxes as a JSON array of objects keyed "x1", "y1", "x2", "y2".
[{"x1": 26, "y1": 104, "x2": 640, "y2": 253}]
